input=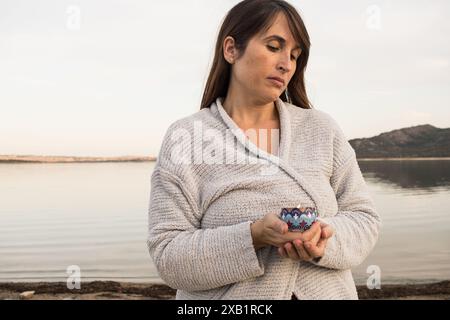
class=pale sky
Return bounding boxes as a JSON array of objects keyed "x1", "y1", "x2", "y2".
[{"x1": 1, "y1": 0, "x2": 449, "y2": 157}]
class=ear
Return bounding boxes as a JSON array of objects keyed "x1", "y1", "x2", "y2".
[{"x1": 223, "y1": 36, "x2": 237, "y2": 64}]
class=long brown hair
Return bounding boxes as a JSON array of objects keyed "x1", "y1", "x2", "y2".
[{"x1": 200, "y1": 0, "x2": 313, "y2": 110}]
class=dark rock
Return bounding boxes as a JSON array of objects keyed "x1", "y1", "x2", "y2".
[{"x1": 349, "y1": 124, "x2": 450, "y2": 158}]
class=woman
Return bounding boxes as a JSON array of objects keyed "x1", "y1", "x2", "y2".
[{"x1": 147, "y1": 0, "x2": 381, "y2": 300}]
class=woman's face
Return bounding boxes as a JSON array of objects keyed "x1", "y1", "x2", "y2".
[{"x1": 224, "y1": 13, "x2": 302, "y2": 103}]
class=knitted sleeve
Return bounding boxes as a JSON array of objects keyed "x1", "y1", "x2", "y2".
[
  {"x1": 311, "y1": 115, "x2": 382, "y2": 270},
  {"x1": 146, "y1": 164, "x2": 265, "y2": 292}
]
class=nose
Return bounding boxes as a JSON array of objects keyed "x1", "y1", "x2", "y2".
[{"x1": 277, "y1": 53, "x2": 294, "y2": 73}]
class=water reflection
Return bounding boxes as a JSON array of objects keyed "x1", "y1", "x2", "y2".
[
  {"x1": 358, "y1": 160, "x2": 450, "y2": 190},
  {"x1": 0, "y1": 161, "x2": 449, "y2": 284}
]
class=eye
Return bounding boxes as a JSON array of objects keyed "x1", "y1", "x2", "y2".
[
  {"x1": 268, "y1": 45, "x2": 298, "y2": 61},
  {"x1": 267, "y1": 45, "x2": 280, "y2": 52}
]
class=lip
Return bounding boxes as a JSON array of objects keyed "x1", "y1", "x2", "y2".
[{"x1": 267, "y1": 77, "x2": 285, "y2": 87}]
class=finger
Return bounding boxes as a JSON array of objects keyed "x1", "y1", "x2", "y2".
[
  {"x1": 307, "y1": 222, "x2": 322, "y2": 245},
  {"x1": 268, "y1": 212, "x2": 288, "y2": 234},
  {"x1": 293, "y1": 239, "x2": 313, "y2": 261},
  {"x1": 299, "y1": 221, "x2": 321, "y2": 242},
  {"x1": 305, "y1": 238, "x2": 328, "y2": 258},
  {"x1": 277, "y1": 246, "x2": 283, "y2": 257},
  {"x1": 318, "y1": 220, "x2": 330, "y2": 237},
  {"x1": 278, "y1": 246, "x2": 287, "y2": 258},
  {"x1": 321, "y1": 225, "x2": 334, "y2": 239},
  {"x1": 317, "y1": 237, "x2": 328, "y2": 251},
  {"x1": 284, "y1": 242, "x2": 300, "y2": 260},
  {"x1": 303, "y1": 240, "x2": 321, "y2": 258},
  {"x1": 310, "y1": 226, "x2": 321, "y2": 246},
  {"x1": 318, "y1": 220, "x2": 328, "y2": 228}
]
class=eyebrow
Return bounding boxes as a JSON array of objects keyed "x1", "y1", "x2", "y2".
[{"x1": 263, "y1": 35, "x2": 301, "y2": 50}]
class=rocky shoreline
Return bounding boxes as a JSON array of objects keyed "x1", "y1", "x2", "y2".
[
  {"x1": 2, "y1": 155, "x2": 450, "y2": 164},
  {"x1": 0, "y1": 155, "x2": 156, "y2": 163},
  {"x1": 1, "y1": 281, "x2": 449, "y2": 300}
]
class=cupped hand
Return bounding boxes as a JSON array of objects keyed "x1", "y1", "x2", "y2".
[
  {"x1": 252, "y1": 213, "x2": 323, "y2": 250},
  {"x1": 277, "y1": 221, "x2": 334, "y2": 262}
]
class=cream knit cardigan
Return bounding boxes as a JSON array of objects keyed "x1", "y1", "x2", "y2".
[{"x1": 147, "y1": 97, "x2": 381, "y2": 300}]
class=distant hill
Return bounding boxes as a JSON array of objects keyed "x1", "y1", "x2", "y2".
[
  {"x1": 349, "y1": 124, "x2": 450, "y2": 158},
  {"x1": 0, "y1": 155, "x2": 156, "y2": 163},
  {"x1": 2, "y1": 124, "x2": 449, "y2": 162}
]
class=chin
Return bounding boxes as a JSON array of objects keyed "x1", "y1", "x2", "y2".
[
  {"x1": 272, "y1": 90, "x2": 284, "y2": 100},
  {"x1": 261, "y1": 93, "x2": 278, "y2": 103},
  {"x1": 256, "y1": 88, "x2": 281, "y2": 103}
]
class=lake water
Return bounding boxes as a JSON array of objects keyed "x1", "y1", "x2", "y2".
[{"x1": 0, "y1": 160, "x2": 449, "y2": 285}]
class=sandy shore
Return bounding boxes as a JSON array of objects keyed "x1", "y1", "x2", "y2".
[
  {"x1": 1, "y1": 155, "x2": 449, "y2": 163},
  {"x1": 0, "y1": 155, "x2": 156, "y2": 163},
  {"x1": 357, "y1": 157, "x2": 450, "y2": 161},
  {"x1": 0, "y1": 281, "x2": 175, "y2": 300},
  {"x1": 1, "y1": 280, "x2": 449, "y2": 300}
]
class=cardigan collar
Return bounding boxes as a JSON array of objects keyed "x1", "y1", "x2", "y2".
[
  {"x1": 209, "y1": 97, "x2": 324, "y2": 215},
  {"x1": 210, "y1": 96, "x2": 291, "y2": 163}
]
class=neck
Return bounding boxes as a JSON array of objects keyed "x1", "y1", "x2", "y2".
[{"x1": 222, "y1": 90, "x2": 279, "y2": 127}]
